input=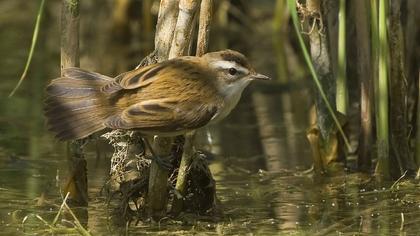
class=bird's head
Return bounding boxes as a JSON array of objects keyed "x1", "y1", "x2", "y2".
[
  {"x1": 199, "y1": 50, "x2": 270, "y2": 122},
  {"x1": 203, "y1": 49, "x2": 270, "y2": 83}
]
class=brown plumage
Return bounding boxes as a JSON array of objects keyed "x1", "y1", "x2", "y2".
[{"x1": 44, "y1": 50, "x2": 270, "y2": 141}]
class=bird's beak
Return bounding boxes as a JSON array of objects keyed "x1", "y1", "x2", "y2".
[{"x1": 250, "y1": 73, "x2": 271, "y2": 81}]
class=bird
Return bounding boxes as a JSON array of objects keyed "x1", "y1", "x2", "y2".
[{"x1": 44, "y1": 49, "x2": 270, "y2": 141}]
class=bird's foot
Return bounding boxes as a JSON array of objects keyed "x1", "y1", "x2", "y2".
[
  {"x1": 142, "y1": 137, "x2": 173, "y2": 170},
  {"x1": 152, "y1": 154, "x2": 173, "y2": 170},
  {"x1": 169, "y1": 185, "x2": 183, "y2": 200}
]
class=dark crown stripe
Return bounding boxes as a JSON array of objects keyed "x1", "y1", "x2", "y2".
[{"x1": 220, "y1": 52, "x2": 248, "y2": 68}]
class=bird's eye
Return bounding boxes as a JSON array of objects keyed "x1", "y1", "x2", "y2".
[{"x1": 228, "y1": 68, "x2": 237, "y2": 75}]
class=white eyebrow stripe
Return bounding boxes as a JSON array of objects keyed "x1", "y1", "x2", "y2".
[
  {"x1": 212, "y1": 61, "x2": 249, "y2": 74},
  {"x1": 237, "y1": 67, "x2": 248, "y2": 74},
  {"x1": 212, "y1": 60, "x2": 237, "y2": 69}
]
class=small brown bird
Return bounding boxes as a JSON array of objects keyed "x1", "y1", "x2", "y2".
[{"x1": 44, "y1": 49, "x2": 270, "y2": 140}]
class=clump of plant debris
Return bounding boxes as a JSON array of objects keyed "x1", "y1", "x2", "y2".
[{"x1": 101, "y1": 130, "x2": 218, "y2": 223}]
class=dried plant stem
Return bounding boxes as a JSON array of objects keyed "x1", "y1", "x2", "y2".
[
  {"x1": 169, "y1": 0, "x2": 200, "y2": 58},
  {"x1": 148, "y1": 0, "x2": 200, "y2": 218},
  {"x1": 417, "y1": 71, "x2": 420, "y2": 167},
  {"x1": 196, "y1": 0, "x2": 213, "y2": 56},
  {"x1": 389, "y1": 0, "x2": 417, "y2": 176},
  {"x1": 154, "y1": 0, "x2": 180, "y2": 62},
  {"x1": 60, "y1": 0, "x2": 88, "y2": 206},
  {"x1": 171, "y1": 131, "x2": 196, "y2": 215},
  {"x1": 62, "y1": 196, "x2": 91, "y2": 236},
  {"x1": 24, "y1": 192, "x2": 91, "y2": 235},
  {"x1": 354, "y1": 0, "x2": 373, "y2": 171},
  {"x1": 147, "y1": 0, "x2": 180, "y2": 219},
  {"x1": 186, "y1": 10, "x2": 199, "y2": 56},
  {"x1": 148, "y1": 137, "x2": 173, "y2": 219},
  {"x1": 52, "y1": 192, "x2": 71, "y2": 225},
  {"x1": 168, "y1": 0, "x2": 202, "y2": 216},
  {"x1": 61, "y1": 0, "x2": 80, "y2": 71}
]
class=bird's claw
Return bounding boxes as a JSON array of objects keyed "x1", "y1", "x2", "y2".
[{"x1": 153, "y1": 154, "x2": 173, "y2": 170}]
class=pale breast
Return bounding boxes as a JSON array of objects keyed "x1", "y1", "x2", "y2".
[{"x1": 210, "y1": 79, "x2": 250, "y2": 123}]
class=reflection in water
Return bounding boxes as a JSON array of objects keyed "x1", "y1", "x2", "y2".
[
  {"x1": 252, "y1": 89, "x2": 311, "y2": 232},
  {"x1": 0, "y1": 1, "x2": 420, "y2": 235}
]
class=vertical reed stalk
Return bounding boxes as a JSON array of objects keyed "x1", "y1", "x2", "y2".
[
  {"x1": 370, "y1": 0, "x2": 380, "y2": 174},
  {"x1": 171, "y1": 131, "x2": 196, "y2": 215},
  {"x1": 336, "y1": 0, "x2": 348, "y2": 115},
  {"x1": 416, "y1": 71, "x2": 420, "y2": 167},
  {"x1": 374, "y1": 0, "x2": 390, "y2": 180},
  {"x1": 61, "y1": 0, "x2": 87, "y2": 206},
  {"x1": 273, "y1": 0, "x2": 289, "y2": 83},
  {"x1": 147, "y1": 0, "x2": 180, "y2": 219},
  {"x1": 148, "y1": 0, "x2": 200, "y2": 219},
  {"x1": 61, "y1": 0, "x2": 80, "y2": 70},
  {"x1": 354, "y1": 0, "x2": 373, "y2": 171},
  {"x1": 147, "y1": 136, "x2": 173, "y2": 219},
  {"x1": 171, "y1": 0, "x2": 214, "y2": 216},
  {"x1": 196, "y1": 0, "x2": 213, "y2": 57},
  {"x1": 154, "y1": 0, "x2": 180, "y2": 62},
  {"x1": 370, "y1": 0, "x2": 378, "y2": 110},
  {"x1": 388, "y1": 0, "x2": 417, "y2": 176},
  {"x1": 169, "y1": 0, "x2": 200, "y2": 58},
  {"x1": 168, "y1": 0, "x2": 201, "y2": 216}
]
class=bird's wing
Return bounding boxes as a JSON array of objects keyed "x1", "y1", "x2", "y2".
[
  {"x1": 101, "y1": 57, "x2": 219, "y2": 133},
  {"x1": 100, "y1": 59, "x2": 197, "y2": 94},
  {"x1": 104, "y1": 99, "x2": 218, "y2": 133}
]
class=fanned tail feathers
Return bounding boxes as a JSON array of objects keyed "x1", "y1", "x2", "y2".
[{"x1": 44, "y1": 68, "x2": 113, "y2": 140}]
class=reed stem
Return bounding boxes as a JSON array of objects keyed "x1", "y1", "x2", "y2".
[
  {"x1": 169, "y1": 0, "x2": 200, "y2": 58},
  {"x1": 354, "y1": 0, "x2": 373, "y2": 171},
  {"x1": 60, "y1": 0, "x2": 88, "y2": 206},
  {"x1": 168, "y1": 0, "x2": 201, "y2": 216},
  {"x1": 336, "y1": 0, "x2": 348, "y2": 115},
  {"x1": 375, "y1": 0, "x2": 390, "y2": 180},
  {"x1": 388, "y1": 0, "x2": 417, "y2": 176},
  {"x1": 416, "y1": 71, "x2": 420, "y2": 166},
  {"x1": 171, "y1": 132, "x2": 196, "y2": 215},
  {"x1": 147, "y1": 0, "x2": 180, "y2": 219},
  {"x1": 196, "y1": 0, "x2": 213, "y2": 57},
  {"x1": 148, "y1": 0, "x2": 200, "y2": 219}
]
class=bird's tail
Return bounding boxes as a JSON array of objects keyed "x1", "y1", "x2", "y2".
[{"x1": 44, "y1": 67, "x2": 114, "y2": 141}]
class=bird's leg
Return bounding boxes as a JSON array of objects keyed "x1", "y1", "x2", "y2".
[
  {"x1": 143, "y1": 138, "x2": 173, "y2": 170},
  {"x1": 169, "y1": 185, "x2": 183, "y2": 200}
]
